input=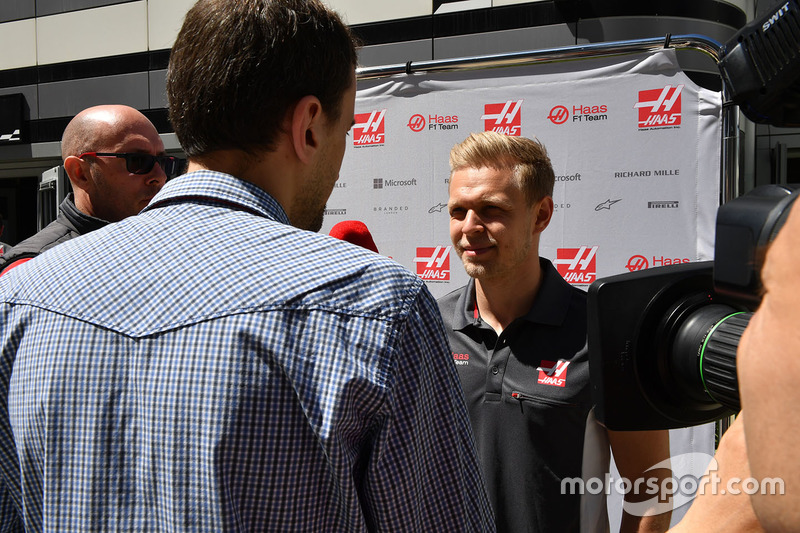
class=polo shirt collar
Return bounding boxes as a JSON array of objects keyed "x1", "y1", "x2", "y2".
[
  {"x1": 60, "y1": 193, "x2": 109, "y2": 233},
  {"x1": 451, "y1": 258, "x2": 574, "y2": 330}
]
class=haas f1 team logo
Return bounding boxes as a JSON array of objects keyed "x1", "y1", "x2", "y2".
[
  {"x1": 635, "y1": 85, "x2": 683, "y2": 129},
  {"x1": 626, "y1": 255, "x2": 649, "y2": 271},
  {"x1": 407, "y1": 114, "x2": 426, "y2": 132},
  {"x1": 482, "y1": 100, "x2": 522, "y2": 136},
  {"x1": 353, "y1": 110, "x2": 386, "y2": 146},
  {"x1": 554, "y1": 246, "x2": 597, "y2": 285},
  {"x1": 414, "y1": 246, "x2": 451, "y2": 281},
  {"x1": 547, "y1": 106, "x2": 569, "y2": 125},
  {"x1": 538, "y1": 360, "x2": 570, "y2": 387}
]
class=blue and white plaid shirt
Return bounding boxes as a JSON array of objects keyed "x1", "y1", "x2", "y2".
[{"x1": 0, "y1": 171, "x2": 494, "y2": 532}]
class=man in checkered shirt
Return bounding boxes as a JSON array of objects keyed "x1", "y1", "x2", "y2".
[{"x1": 0, "y1": 0, "x2": 494, "y2": 531}]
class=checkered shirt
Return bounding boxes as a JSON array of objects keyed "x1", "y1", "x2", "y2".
[{"x1": 0, "y1": 171, "x2": 494, "y2": 532}]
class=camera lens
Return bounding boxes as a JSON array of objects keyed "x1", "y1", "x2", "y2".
[{"x1": 671, "y1": 307, "x2": 752, "y2": 411}]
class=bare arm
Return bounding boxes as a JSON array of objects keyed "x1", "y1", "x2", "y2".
[
  {"x1": 668, "y1": 415, "x2": 763, "y2": 533},
  {"x1": 608, "y1": 429, "x2": 672, "y2": 533}
]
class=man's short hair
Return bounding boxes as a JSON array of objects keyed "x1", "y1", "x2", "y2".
[
  {"x1": 167, "y1": 0, "x2": 358, "y2": 159},
  {"x1": 449, "y1": 131, "x2": 555, "y2": 205}
]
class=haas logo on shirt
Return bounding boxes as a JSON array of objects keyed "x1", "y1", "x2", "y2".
[{"x1": 537, "y1": 360, "x2": 570, "y2": 387}]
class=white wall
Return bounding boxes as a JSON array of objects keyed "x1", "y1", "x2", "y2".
[
  {"x1": 37, "y1": 2, "x2": 149, "y2": 65},
  {"x1": 0, "y1": 19, "x2": 36, "y2": 70}
]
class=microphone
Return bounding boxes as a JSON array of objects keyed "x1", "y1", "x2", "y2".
[{"x1": 329, "y1": 220, "x2": 379, "y2": 253}]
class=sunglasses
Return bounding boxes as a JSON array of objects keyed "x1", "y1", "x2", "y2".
[{"x1": 78, "y1": 152, "x2": 181, "y2": 179}]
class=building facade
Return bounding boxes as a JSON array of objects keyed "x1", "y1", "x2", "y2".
[{"x1": 0, "y1": 0, "x2": 790, "y2": 245}]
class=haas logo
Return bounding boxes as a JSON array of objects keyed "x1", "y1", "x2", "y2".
[
  {"x1": 407, "y1": 114, "x2": 425, "y2": 132},
  {"x1": 635, "y1": 85, "x2": 683, "y2": 128},
  {"x1": 547, "y1": 106, "x2": 569, "y2": 125},
  {"x1": 353, "y1": 110, "x2": 386, "y2": 146},
  {"x1": 537, "y1": 360, "x2": 570, "y2": 387},
  {"x1": 482, "y1": 100, "x2": 522, "y2": 136},
  {"x1": 554, "y1": 246, "x2": 598, "y2": 285},
  {"x1": 414, "y1": 246, "x2": 451, "y2": 281},
  {"x1": 626, "y1": 255, "x2": 649, "y2": 271}
]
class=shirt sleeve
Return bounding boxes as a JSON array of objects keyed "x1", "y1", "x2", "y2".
[
  {"x1": 0, "y1": 477, "x2": 22, "y2": 532},
  {"x1": 358, "y1": 285, "x2": 496, "y2": 532},
  {"x1": 0, "y1": 294, "x2": 23, "y2": 533}
]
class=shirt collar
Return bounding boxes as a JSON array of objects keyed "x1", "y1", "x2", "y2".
[
  {"x1": 143, "y1": 170, "x2": 290, "y2": 225},
  {"x1": 451, "y1": 258, "x2": 575, "y2": 331},
  {"x1": 60, "y1": 193, "x2": 109, "y2": 233}
]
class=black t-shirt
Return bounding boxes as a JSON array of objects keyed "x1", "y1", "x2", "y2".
[{"x1": 438, "y1": 259, "x2": 593, "y2": 533}]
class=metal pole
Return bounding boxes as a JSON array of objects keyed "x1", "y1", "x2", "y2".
[
  {"x1": 357, "y1": 34, "x2": 722, "y2": 79},
  {"x1": 720, "y1": 86, "x2": 741, "y2": 204}
]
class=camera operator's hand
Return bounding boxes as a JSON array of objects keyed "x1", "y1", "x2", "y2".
[{"x1": 669, "y1": 415, "x2": 763, "y2": 533}]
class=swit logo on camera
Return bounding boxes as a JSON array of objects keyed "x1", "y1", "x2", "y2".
[
  {"x1": 353, "y1": 110, "x2": 386, "y2": 146},
  {"x1": 414, "y1": 246, "x2": 451, "y2": 281},
  {"x1": 482, "y1": 100, "x2": 522, "y2": 136},
  {"x1": 635, "y1": 85, "x2": 683, "y2": 129},
  {"x1": 554, "y1": 246, "x2": 598, "y2": 285},
  {"x1": 537, "y1": 360, "x2": 570, "y2": 387}
]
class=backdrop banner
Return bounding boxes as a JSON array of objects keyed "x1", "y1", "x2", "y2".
[
  {"x1": 326, "y1": 48, "x2": 721, "y2": 302},
  {"x1": 327, "y1": 47, "x2": 723, "y2": 529}
]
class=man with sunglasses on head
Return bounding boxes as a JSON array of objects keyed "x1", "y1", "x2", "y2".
[
  {"x1": 0, "y1": 1, "x2": 494, "y2": 531},
  {"x1": 0, "y1": 104, "x2": 175, "y2": 275}
]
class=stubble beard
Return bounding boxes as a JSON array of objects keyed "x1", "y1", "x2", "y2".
[
  {"x1": 293, "y1": 157, "x2": 337, "y2": 232},
  {"x1": 456, "y1": 236, "x2": 532, "y2": 281}
]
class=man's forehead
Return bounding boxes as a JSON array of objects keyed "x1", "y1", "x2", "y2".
[
  {"x1": 450, "y1": 167, "x2": 519, "y2": 193},
  {"x1": 105, "y1": 127, "x2": 164, "y2": 153}
]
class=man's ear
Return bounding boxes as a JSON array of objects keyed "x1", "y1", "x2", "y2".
[
  {"x1": 533, "y1": 196, "x2": 554, "y2": 234},
  {"x1": 289, "y1": 95, "x2": 325, "y2": 165},
  {"x1": 63, "y1": 155, "x2": 90, "y2": 188}
]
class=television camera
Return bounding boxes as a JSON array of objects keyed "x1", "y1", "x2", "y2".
[{"x1": 588, "y1": 0, "x2": 800, "y2": 430}]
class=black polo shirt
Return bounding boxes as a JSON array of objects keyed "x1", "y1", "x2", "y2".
[{"x1": 438, "y1": 258, "x2": 593, "y2": 533}]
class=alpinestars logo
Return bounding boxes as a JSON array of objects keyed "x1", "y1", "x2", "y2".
[
  {"x1": 482, "y1": 100, "x2": 522, "y2": 136},
  {"x1": 353, "y1": 110, "x2": 386, "y2": 146},
  {"x1": 554, "y1": 246, "x2": 598, "y2": 285},
  {"x1": 414, "y1": 246, "x2": 451, "y2": 281},
  {"x1": 634, "y1": 85, "x2": 683, "y2": 129},
  {"x1": 537, "y1": 360, "x2": 570, "y2": 387},
  {"x1": 0, "y1": 129, "x2": 20, "y2": 143}
]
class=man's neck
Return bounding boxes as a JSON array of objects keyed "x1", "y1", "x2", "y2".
[
  {"x1": 187, "y1": 147, "x2": 296, "y2": 216},
  {"x1": 474, "y1": 259, "x2": 543, "y2": 334}
]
